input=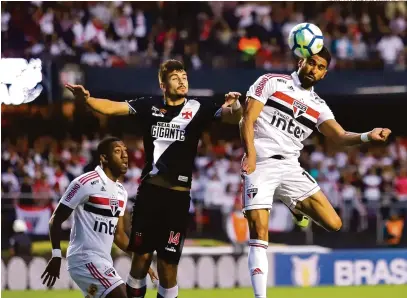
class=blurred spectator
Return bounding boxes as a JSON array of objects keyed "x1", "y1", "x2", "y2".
[
  {"x1": 395, "y1": 167, "x2": 407, "y2": 202},
  {"x1": 9, "y1": 219, "x2": 32, "y2": 256},
  {"x1": 376, "y1": 29, "x2": 405, "y2": 71},
  {"x1": 226, "y1": 199, "x2": 249, "y2": 254},
  {"x1": 3, "y1": 2, "x2": 405, "y2": 70}
]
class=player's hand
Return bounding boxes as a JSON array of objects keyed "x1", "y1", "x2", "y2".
[
  {"x1": 65, "y1": 84, "x2": 90, "y2": 102},
  {"x1": 368, "y1": 128, "x2": 392, "y2": 142},
  {"x1": 148, "y1": 267, "x2": 158, "y2": 282},
  {"x1": 223, "y1": 92, "x2": 241, "y2": 107},
  {"x1": 242, "y1": 154, "x2": 256, "y2": 175},
  {"x1": 41, "y1": 257, "x2": 61, "y2": 288}
]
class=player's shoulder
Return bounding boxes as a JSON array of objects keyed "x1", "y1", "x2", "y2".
[
  {"x1": 127, "y1": 96, "x2": 159, "y2": 107},
  {"x1": 116, "y1": 182, "x2": 127, "y2": 197},
  {"x1": 309, "y1": 90, "x2": 328, "y2": 105},
  {"x1": 257, "y1": 73, "x2": 293, "y2": 84},
  {"x1": 74, "y1": 170, "x2": 101, "y2": 187},
  {"x1": 189, "y1": 96, "x2": 223, "y2": 109}
]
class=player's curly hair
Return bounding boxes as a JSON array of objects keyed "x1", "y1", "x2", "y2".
[
  {"x1": 97, "y1": 136, "x2": 122, "y2": 157},
  {"x1": 316, "y1": 46, "x2": 331, "y2": 66},
  {"x1": 158, "y1": 59, "x2": 186, "y2": 84}
]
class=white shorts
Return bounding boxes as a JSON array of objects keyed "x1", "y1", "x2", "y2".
[
  {"x1": 68, "y1": 258, "x2": 124, "y2": 298},
  {"x1": 242, "y1": 157, "x2": 320, "y2": 212}
]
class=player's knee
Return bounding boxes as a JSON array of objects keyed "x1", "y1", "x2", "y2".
[
  {"x1": 130, "y1": 253, "x2": 152, "y2": 278},
  {"x1": 157, "y1": 259, "x2": 178, "y2": 288},
  {"x1": 328, "y1": 215, "x2": 342, "y2": 232}
]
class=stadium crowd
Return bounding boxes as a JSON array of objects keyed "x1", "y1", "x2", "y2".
[
  {"x1": 2, "y1": 1, "x2": 406, "y2": 70},
  {"x1": 2, "y1": 131, "x2": 407, "y2": 235}
]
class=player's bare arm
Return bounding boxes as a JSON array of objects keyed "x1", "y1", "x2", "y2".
[
  {"x1": 65, "y1": 84, "x2": 129, "y2": 116},
  {"x1": 319, "y1": 119, "x2": 392, "y2": 146},
  {"x1": 240, "y1": 97, "x2": 264, "y2": 174},
  {"x1": 221, "y1": 92, "x2": 243, "y2": 124},
  {"x1": 41, "y1": 203, "x2": 73, "y2": 287},
  {"x1": 114, "y1": 213, "x2": 158, "y2": 282}
]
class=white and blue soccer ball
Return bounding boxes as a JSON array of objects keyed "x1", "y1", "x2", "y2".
[{"x1": 288, "y1": 23, "x2": 324, "y2": 58}]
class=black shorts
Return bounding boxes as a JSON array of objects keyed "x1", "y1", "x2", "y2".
[{"x1": 128, "y1": 182, "x2": 191, "y2": 264}]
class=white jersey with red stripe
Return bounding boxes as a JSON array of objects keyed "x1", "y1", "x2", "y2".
[
  {"x1": 59, "y1": 166, "x2": 128, "y2": 270},
  {"x1": 246, "y1": 72, "x2": 335, "y2": 159}
]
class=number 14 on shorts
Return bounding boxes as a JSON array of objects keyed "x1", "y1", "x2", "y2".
[{"x1": 168, "y1": 231, "x2": 180, "y2": 245}]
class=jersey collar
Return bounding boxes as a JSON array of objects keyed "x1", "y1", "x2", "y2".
[
  {"x1": 95, "y1": 166, "x2": 110, "y2": 185},
  {"x1": 291, "y1": 71, "x2": 314, "y2": 92},
  {"x1": 163, "y1": 97, "x2": 188, "y2": 106}
]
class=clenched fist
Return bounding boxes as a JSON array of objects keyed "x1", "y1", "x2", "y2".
[{"x1": 368, "y1": 128, "x2": 392, "y2": 142}]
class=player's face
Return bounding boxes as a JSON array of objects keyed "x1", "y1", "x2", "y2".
[
  {"x1": 298, "y1": 55, "x2": 328, "y2": 88},
  {"x1": 108, "y1": 141, "x2": 128, "y2": 175},
  {"x1": 163, "y1": 70, "x2": 189, "y2": 99}
]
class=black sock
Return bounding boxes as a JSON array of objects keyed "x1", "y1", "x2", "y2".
[{"x1": 126, "y1": 284, "x2": 146, "y2": 298}]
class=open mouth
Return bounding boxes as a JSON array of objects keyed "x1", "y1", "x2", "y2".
[{"x1": 306, "y1": 75, "x2": 315, "y2": 80}]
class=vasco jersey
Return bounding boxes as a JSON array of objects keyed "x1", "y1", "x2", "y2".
[
  {"x1": 59, "y1": 166, "x2": 128, "y2": 270},
  {"x1": 246, "y1": 72, "x2": 335, "y2": 159},
  {"x1": 127, "y1": 96, "x2": 223, "y2": 187}
]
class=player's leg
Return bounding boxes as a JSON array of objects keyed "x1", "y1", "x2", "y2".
[
  {"x1": 126, "y1": 183, "x2": 157, "y2": 298},
  {"x1": 69, "y1": 260, "x2": 125, "y2": 298},
  {"x1": 105, "y1": 284, "x2": 127, "y2": 298},
  {"x1": 295, "y1": 190, "x2": 342, "y2": 231},
  {"x1": 127, "y1": 253, "x2": 153, "y2": 298},
  {"x1": 242, "y1": 160, "x2": 280, "y2": 298},
  {"x1": 277, "y1": 164, "x2": 342, "y2": 232},
  {"x1": 155, "y1": 187, "x2": 191, "y2": 298}
]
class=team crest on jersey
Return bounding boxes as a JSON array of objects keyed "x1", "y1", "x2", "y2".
[
  {"x1": 109, "y1": 197, "x2": 119, "y2": 215},
  {"x1": 104, "y1": 267, "x2": 116, "y2": 277},
  {"x1": 246, "y1": 185, "x2": 258, "y2": 199},
  {"x1": 182, "y1": 109, "x2": 193, "y2": 119},
  {"x1": 292, "y1": 100, "x2": 307, "y2": 118}
]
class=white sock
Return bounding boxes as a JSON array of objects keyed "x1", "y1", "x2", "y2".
[
  {"x1": 126, "y1": 275, "x2": 146, "y2": 298},
  {"x1": 158, "y1": 284, "x2": 178, "y2": 298},
  {"x1": 248, "y1": 239, "x2": 268, "y2": 298}
]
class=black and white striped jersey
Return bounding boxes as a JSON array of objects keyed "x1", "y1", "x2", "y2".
[{"x1": 127, "y1": 96, "x2": 224, "y2": 188}]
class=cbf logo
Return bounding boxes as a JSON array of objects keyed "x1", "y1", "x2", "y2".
[
  {"x1": 246, "y1": 184, "x2": 258, "y2": 199},
  {"x1": 293, "y1": 100, "x2": 307, "y2": 118},
  {"x1": 291, "y1": 255, "x2": 320, "y2": 287},
  {"x1": 110, "y1": 196, "x2": 119, "y2": 215}
]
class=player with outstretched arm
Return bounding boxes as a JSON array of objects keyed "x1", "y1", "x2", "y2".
[
  {"x1": 41, "y1": 137, "x2": 157, "y2": 298},
  {"x1": 240, "y1": 46, "x2": 391, "y2": 298},
  {"x1": 65, "y1": 59, "x2": 243, "y2": 298}
]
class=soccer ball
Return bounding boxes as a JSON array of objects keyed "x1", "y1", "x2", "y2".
[{"x1": 288, "y1": 23, "x2": 324, "y2": 58}]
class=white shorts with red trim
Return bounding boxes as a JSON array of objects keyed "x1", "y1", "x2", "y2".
[
  {"x1": 242, "y1": 157, "x2": 320, "y2": 212},
  {"x1": 68, "y1": 258, "x2": 123, "y2": 298}
]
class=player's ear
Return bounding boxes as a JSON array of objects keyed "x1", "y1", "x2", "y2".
[
  {"x1": 298, "y1": 58, "x2": 305, "y2": 68},
  {"x1": 160, "y1": 82, "x2": 166, "y2": 92},
  {"x1": 100, "y1": 154, "x2": 108, "y2": 165}
]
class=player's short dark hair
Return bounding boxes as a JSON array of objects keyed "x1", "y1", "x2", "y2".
[
  {"x1": 158, "y1": 59, "x2": 186, "y2": 84},
  {"x1": 315, "y1": 46, "x2": 331, "y2": 66},
  {"x1": 97, "y1": 136, "x2": 122, "y2": 156}
]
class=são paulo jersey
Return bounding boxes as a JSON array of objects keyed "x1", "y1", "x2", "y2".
[
  {"x1": 59, "y1": 166, "x2": 128, "y2": 269},
  {"x1": 246, "y1": 72, "x2": 335, "y2": 159}
]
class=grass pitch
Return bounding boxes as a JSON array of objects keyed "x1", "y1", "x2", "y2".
[{"x1": 2, "y1": 285, "x2": 407, "y2": 298}]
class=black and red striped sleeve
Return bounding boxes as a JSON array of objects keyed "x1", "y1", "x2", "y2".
[{"x1": 246, "y1": 74, "x2": 280, "y2": 104}]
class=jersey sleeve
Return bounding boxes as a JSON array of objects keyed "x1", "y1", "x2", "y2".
[
  {"x1": 199, "y1": 97, "x2": 224, "y2": 120},
  {"x1": 246, "y1": 74, "x2": 277, "y2": 104},
  {"x1": 316, "y1": 102, "x2": 335, "y2": 129},
  {"x1": 59, "y1": 179, "x2": 88, "y2": 210},
  {"x1": 126, "y1": 97, "x2": 149, "y2": 115},
  {"x1": 119, "y1": 190, "x2": 128, "y2": 217}
]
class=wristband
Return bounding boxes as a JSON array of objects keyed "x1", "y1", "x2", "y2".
[
  {"x1": 231, "y1": 100, "x2": 241, "y2": 111},
  {"x1": 52, "y1": 249, "x2": 62, "y2": 258},
  {"x1": 361, "y1": 132, "x2": 370, "y2": 143}
]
